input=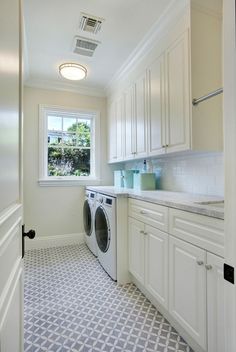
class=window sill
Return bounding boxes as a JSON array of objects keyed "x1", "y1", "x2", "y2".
[{"x1": 38, "y1": 178, "x2": 101, "y2": 187}]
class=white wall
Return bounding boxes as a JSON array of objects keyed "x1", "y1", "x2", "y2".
[
  {"x1": 23, "y1": 86, "x2": 113, "y2": 238},
  {"x1": 125, "y1": 153, "x2": 224, "y2": 197}
]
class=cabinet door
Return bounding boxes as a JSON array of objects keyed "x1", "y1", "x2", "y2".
[
  {"x1": 133, "y1": 72, "x2": 147, "y2": 158},
  {"x1": 169, "y1": 236, "x2": 206, "y2": 349},
  {"x1": 116, "y1": 95, "x2": 124, "y2": 161},
  {"x1": 207, "y1": 253, "x2": 225, "y2": 352},
  {"x1": 108, "y1": 101, "x2": 117, "y2": 162},
  {"x1": 147, "y1": 54, "x2": 166, "y2": 156},
  {"x1": 128, "y1": 217, "x2": 145, "y2": 284},
  {"x1": 124, "y1": 86, "x2": 135, "y2": 160},
  {"x1": 165, "y1": 31, "x2": 190, "y2": 153},
  {"x1": 145, "y1": 225, "x2": 168, "y2": 308}
]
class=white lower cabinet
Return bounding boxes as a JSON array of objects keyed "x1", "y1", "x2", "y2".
[
  {"x1": 128, "y1": 217, "x2": 145, "y2": 284},
  {"x1": 145, "y1": 225, "x2": 168, "y2": 309},
  {"x1": 206, "y1": 253, "x2": 225, "y2": 352},
  {"x1": 128, "y1": 217, "x2": 168, "y2": 308},
  {"x1": 128, "y1": 202, "x2": 225, "y2": 352},
  {"x1": 169, "y1": 236, "x2": 207, "y2": 350}
]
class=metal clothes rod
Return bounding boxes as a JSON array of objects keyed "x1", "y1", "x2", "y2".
[{"x1": 192, "y1": 87, "x2": 223, "y2": 106}]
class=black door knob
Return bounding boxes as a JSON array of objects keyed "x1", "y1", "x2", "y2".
[{"x1": 22, "y1": 225, "x2": 36, "y2": 258}]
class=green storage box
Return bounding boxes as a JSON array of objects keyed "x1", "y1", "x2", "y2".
[{"x1": 133, "y1": 172, "x2": 156, "y2": 190}]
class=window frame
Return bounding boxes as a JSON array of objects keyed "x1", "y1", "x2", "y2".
[{"x1": 38, "y1": 104, "x2": 101, "y2": 186}]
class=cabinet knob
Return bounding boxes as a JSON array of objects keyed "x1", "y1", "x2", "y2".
[
  {"x1": 166, "y1": 144, "x2": 169, "y2": 147},
  {"x1": 140, "y1": 230, "x2": 145, "y2": 234},
  {"x1": 143, "y1": 232, "x2": 148, "y2": 236},
  {"x1": 196, "y1": 260, "x2": 204, "y2": 266},
  {"x1": 162, "y1": 145, "x2": 165, "y2": 148},
  {"x1": 140, "y1": 210, "x2": 148, "y2": 215},
  {"x1": 205, "y1": 264, "x2": 213, "y2": 270}
]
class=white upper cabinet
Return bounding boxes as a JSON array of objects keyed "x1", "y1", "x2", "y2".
[
  {"x1": 107, "y1": 0, "x2": 223, "y2": 163},
  {"x1": 133, "y1": 72, "x2": 147, "y2": 158},
  {"x1": 165, "y1": 31, "x2": 190, "y2": 153},
  {"x1": 108, "y1": 101, "x2": 117, "y2": 162},
  {"x1": 116, "y1": 96, "x2": 124, "y2": 161},
  {"x1": 124, "y1": 85, "x2": 135, "y2": 160},
  {"x1": 108, "y1": 97, "x2": 124, "y2": 163},
  {"x1": 147, "y1": 53, "x2": 166, "y2": 156}
]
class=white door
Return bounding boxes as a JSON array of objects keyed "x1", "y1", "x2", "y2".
[
  {"x1": 0, "y1": 0, "x2": 24, "y2": 351},
  {"x1": 128, "y1": 217, "x2": 145, "y2": 284},
  {"x1": 207, "y1": 253, "x2": 225, "y2": 352},
  {"x1": 145, "y1": 225, "x2": 168, "y2": 308},
  {"x1": 165, "y1": 31, "x2": 190, "y2": 153},
  {"x1": 147, "y1": 54, "x2": 166, "y2": 156},
  {"x1": 169, "y1": 236, "x2": 206, "y2": 350},
  {"x1": 133, "y1": 72, "x2": 147, "y2": 158}
]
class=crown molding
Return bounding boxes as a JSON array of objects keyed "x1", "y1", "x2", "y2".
[
  {"x1": 24, "y1": 78, "x2": 106, "y2": 98},
  {"x1": 105, "y1": 0, "x2": 189, "y2": 96}
]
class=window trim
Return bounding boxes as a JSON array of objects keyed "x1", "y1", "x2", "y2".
[{"x1": 38, "y1": 104, "x2": 101, "y2": 186}]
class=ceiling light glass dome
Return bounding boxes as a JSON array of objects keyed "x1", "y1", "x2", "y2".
[{"x1": 59, "y1": 63, "x2": 87, "y2": 80}]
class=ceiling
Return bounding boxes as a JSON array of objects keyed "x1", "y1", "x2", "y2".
[{"x1": 24, "y1": 0, "x2": 173, "y2": 95}]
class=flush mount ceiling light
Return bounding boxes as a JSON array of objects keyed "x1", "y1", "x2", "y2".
[{"x1": 59, "y1": 63, "x2": 87, "y2": 81}]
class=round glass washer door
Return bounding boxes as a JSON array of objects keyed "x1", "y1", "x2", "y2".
[
  {"x1": 83, "y1": 200, "x2": 92, "y2": 236},
  {"x1": 95, "y1": 206, "x2": 110, "y2": 253}
]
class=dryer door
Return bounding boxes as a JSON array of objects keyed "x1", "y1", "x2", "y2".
[
  {"x1": 83, "y1": 200, "x2": 92, "y2": 236},
  {"x1": 95, "y1": 206, "x2": 110, "y2": 253}
]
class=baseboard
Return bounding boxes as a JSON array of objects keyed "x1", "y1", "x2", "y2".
[{"x1": 25, "y1": 232, "x2": 85, "y2": 250}]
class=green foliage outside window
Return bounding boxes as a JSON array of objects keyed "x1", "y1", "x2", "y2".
[{"x1": 48, "y1": 121, "x2": 91, "y2": 176}]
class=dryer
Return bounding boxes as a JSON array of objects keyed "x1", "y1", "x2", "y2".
[
  {"x1": 83, "y1": 190, "x2": 97, "y2": 256},
  {"x1": 95, "y1": 193, "x2": 117, "y2": 281}
]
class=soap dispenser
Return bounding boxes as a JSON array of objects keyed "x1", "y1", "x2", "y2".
[{"x1": 142, "y1": 159, "x2": 147, "y2": 173}]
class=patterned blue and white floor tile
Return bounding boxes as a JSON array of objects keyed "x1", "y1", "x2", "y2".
[{"x1": 24, "y1": 244, "x2": 193, "y2": 352}]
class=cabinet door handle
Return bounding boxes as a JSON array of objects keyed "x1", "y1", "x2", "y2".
[
  {"x1": 205, "y1": 264, "x2": 213, "y2": 270},
  {"x1": 196, "y1": 260, "x2": 204, "y2": 266}
]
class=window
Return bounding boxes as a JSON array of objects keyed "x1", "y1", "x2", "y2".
[{"x1": 39, "y1": 105, "x2": 100, "y2": 186}]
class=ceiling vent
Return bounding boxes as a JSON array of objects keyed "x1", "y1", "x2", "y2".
[
  {"x1": 79, "y1": 13, "x2": 104, "y2": 34},
  {"x1": 73, "y1": 36, "x2": 100, "y2": 57}
]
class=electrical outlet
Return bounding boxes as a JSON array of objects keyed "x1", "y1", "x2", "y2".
[{"x1": 224, "y1": 263, "x2": 235, "y2": 284}]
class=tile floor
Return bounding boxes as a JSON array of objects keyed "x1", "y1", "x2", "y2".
[{"x1": 24, "y1": 243, "x2": 193, "y2": 352}]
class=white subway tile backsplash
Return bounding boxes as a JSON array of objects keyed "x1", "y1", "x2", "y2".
[{"x1": 125, "y1": 153, "x2": 224, "y2": 197}]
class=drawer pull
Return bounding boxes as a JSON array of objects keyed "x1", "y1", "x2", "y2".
[
  {"x1": 205, "y1": 264, "x2": 213, "y2": 270},
  {"x1": 197, "y1": 260, "x2": 204, "y2": 266}
]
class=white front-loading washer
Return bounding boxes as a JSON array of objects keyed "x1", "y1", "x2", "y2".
[
  {"x1": 95, "y1": 193, "x2": 117, "y2": 281},
  {"x1": 83, "y1": 190, "x2": 97, "y2": 256}
]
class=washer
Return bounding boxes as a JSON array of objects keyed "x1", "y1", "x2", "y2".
[
  {"x1": 95, "y1": 193, "x2": 117, "y2": 281},
  {"x1": 83, "y1": 190, "x2": 97, "y2": 256}
]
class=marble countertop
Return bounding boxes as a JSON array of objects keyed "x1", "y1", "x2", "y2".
[{"x1": 86, "y1": 186, "x2": 224, "y2": 220}]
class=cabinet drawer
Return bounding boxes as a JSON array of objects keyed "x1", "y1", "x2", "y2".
[
  {"x1": 169, "y1": 208, "x2": 224, "y2": 257},
  {"x1": 128, "y1": 198, "x2": 168, "y2": 232}
]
